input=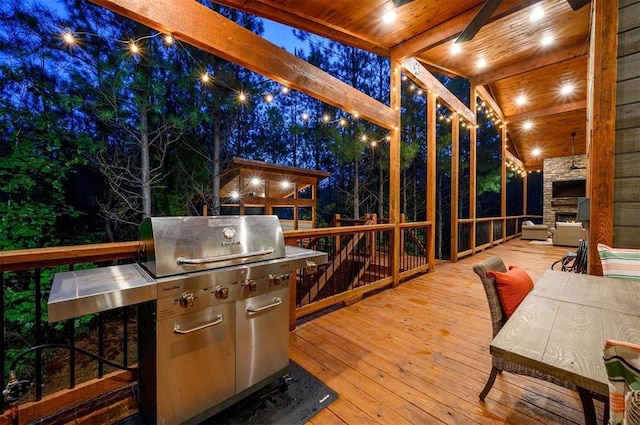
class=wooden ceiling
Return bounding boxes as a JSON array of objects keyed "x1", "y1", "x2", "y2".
[{"x1": 211, "y1": 0, "x2": 591, "y2": 170}]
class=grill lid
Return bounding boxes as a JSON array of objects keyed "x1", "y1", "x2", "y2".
[{"x1": 140, "y1": 215, "x2": 285, "y2": 277}]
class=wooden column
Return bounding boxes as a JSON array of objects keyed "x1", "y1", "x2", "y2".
[
  {"x1": 587, "y1": 0, "x2": 617, "y2": 275},
  {"x1": 470, "y1": 86, "x2": 477, "y2": 254},
  {"x1": 426, "y1": 92, "x2": 437, "y2": 272},
  {"x1": 390, "y1": 60, "x2": 401, "y2": 287},
  {"x1": 501, "y1": 125, "x2": 507, "y2": 241},
  {"x1": 523, "y1": 171, "x2": 528, "y2": 218},
  {"x1": 450, "y1": 114, "x2": 460, "y2": 262}
]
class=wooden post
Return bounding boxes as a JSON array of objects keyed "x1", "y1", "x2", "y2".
[
  {"x1": 390, "y1": 60, "x2": 401, "y2": 287},
  {"x1": 587, "y1": 0, "x2": 617, "y2": 275},
  {"x1": 334, "y1": 214, "x2": 341, "y2": 256},
  {"x1": 501, "y1": 125, "x2": 507, "y2": 242},
  {"x1": 286, "y1": 237, "x2": 298, "y2": 331},
  {"x1": 470, "y1": 85, "x2": 477, "y2": 255},
  {"x1": 293, "y1": 183, "x2": 299, "y2": 230},
  {"x1": 426, "y1": 91, "x2": 437, "y2": 272},
  {"x1": 450, "y1": 114, "x2": 460, "y2": 262}
]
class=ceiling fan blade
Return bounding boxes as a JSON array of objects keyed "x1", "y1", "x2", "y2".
[
  {"x1": 566, "y1": 0, "x2": 590, "y2": 11},
  {"x1": 455, "y1": 0, "x2": 504, "y2": 44}
]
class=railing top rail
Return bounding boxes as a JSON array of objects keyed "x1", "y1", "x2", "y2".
[
  {"x1": 284, "y1": 223, "x2": 395, "y2": 239},
  {"x1": 398, "y1": 221, "x2": 432, "y2": 229},
  {"x1": 0, "y1": 241, "x2": 142, "y2": 272}
]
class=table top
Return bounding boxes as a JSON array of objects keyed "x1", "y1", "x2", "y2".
[{"x1": 490, "y1": 269, "x2": 640, "y2": 395}]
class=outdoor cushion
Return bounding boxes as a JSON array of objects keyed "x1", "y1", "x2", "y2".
[
  {"x1": 598, "y1": 244, "x2": 640, "y2": 281},
  {"x1": 604, "y1": 339, "x2": 640, "y2": 425},
  {"x1": 486, "y1": 265, "x2": 534, "y2": 317}
]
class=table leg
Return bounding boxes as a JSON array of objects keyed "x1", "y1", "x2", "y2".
[{"x1": 577, "y1": 387, "x2": 597, "y2": 425}]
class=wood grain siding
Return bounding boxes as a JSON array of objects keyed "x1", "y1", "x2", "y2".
[{"x1": 616, "y1": 1, "x2": 640, "y2": 248}]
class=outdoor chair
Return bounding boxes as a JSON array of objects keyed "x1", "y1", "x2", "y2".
[
  {"x1": 551, "y1": 238, "x2": 588, "y2": 273},
  {"x1": 473, "y1": 256, "x2": 576, "y2": 402},
  {"x1": 473, "y1": 256, "x2": 610, "y2": 424}
]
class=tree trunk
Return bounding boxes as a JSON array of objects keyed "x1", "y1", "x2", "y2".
[
  {"x1": 353, "y1": 159, "x2": 360, "y2": 219},
  {"x1": 212, "y1": 114, "x2": 221, "y2": 216},
  {"x1": 141, "y1": 111, "x2": 151, "y2": 218},
  {"x1": 378, "y1": 155, "x2": 384, "y2": 218}
]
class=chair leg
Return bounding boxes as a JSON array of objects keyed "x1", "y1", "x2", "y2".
[
  {"x1": 577, "y1": 386, "x2": 598, "y2": 425},
  {"x1": 479, "y1": 367, "x2": 499, "y2": 401}
]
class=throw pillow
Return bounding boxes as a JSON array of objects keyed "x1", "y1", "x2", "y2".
[
  {"x1": 486, "y1": 265, "x2": 534, "y2": 317},
  {"x1": 598, "y1": 244, "x2": 640, "y2": 281}
]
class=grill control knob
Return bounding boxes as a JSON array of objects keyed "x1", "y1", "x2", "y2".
[
  {"x1": 215, "y1": 286, "x2": 229, "y2": 300},
  {"x1": 268, "y1": 275, "x2": 281, "y2": 287},
  {"x1": 179, "y1": 292, "x2": 195, "y2": 308},
  {"x1": 242, "y1": 280, "x2": 257, "y2": 292}
]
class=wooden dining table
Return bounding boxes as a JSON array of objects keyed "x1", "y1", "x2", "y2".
[{"x1": 490, "y1": 269, "x2": 640, "y2": 425}]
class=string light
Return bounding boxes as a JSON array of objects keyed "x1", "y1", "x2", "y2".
[{"x1": 53, "y1": 28, "x2": 405, "y2": 136}]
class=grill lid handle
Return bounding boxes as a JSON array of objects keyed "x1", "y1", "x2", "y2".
[{"x1": 176, "y1": 248, "x2": 275, "y2": 266}]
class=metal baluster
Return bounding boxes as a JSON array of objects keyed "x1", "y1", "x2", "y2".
[
  {"x1": 98, "y1": 312, "x2": 104, "y2": 378},
  {"x1": 1, "y1": 272, "x2": 5, "y2": 411},
  {"x1": 34, "y1": 268, "x2": 42, "y2": 401},
  {"x1": 68, "y1": 264, "x2": 75, "y2": 389},
  {"x1": 123, "y1": 307, "x2": 129, "y2": 366}
]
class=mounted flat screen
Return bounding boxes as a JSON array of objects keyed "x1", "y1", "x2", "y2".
[{"x1": 552, "y1": 179, "x2": 586, "y2": 198}]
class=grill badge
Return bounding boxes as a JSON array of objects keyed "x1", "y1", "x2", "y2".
[{"x1": 221, "y1": 227, "x2": 240, "y2": 247}]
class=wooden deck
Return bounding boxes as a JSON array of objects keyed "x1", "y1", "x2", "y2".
[{"x1": 291, "y1": 238, "x2": 607, "y2": 425}]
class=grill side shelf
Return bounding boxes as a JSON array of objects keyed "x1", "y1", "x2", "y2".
[{"x1": 47, "y1": 263, "x2": 158, "y2": 323}]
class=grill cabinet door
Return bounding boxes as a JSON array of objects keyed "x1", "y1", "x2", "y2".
[{"x1": 235, "y1": 286, "x2": 289, "y2": 392}]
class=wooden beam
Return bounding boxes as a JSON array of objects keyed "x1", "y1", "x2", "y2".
[
  {"x1": 390, "y1": 60, "x2": 401, "y2": 287},
  {"x1": 506, "y1": 100, "x2": 587, "y2": 123},
  {"x1": 426, "y1": 91, "x2": 437, "y2": 272},
  {"x1": 476, "y1": 85, "x2": 506, "y2": 122},
  {"x1": 88, "y1": 0, "x2": 397, "y2": 130},
  {"x1": 402, "y1": 58, "x2": 475, "y2": 124},
  {"x1": 391, "y1": 0, "x2": 539, "y2": 61},
  {"x1": 472, "y1": 48, "x2": 588, "y2": 86},
  {"x1": 587, "y1": 0, "x2": 617, "y2": 275}
]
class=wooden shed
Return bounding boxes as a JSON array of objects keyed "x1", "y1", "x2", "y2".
[{"x1": 219, "y1": 157, "x2": 330, "y2": 230}]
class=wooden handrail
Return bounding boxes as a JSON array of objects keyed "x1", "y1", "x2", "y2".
[
  {"x1": 0, "y1": 241, "x2": 143, "y2": 272},
  {"x1": 283, "y1": 223, "x2": 395, "y2": 240}
]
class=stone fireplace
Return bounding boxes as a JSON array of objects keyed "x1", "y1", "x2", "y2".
[{"x1": 543, "y1": 155, "x2": 587, "y2": 228}]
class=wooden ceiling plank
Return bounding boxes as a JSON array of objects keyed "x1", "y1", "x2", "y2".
[
  {"x1": 88, "y1": 0, "x2": 397, "y2": 130},
  {"x1": 212, "y1": 0, "x2": 389, "y2": 56},
  {"x1": 472, "y1": 48, "x2": 588, "y2": 86},
  {"x1": 506, "y1": 100, "x2": 587, "y2": 123},
  {"x1": 402, "y1": 58, "x2": 475, "y2": 124},
  {"x1": 391, "y1": 0, "x2": 539, "y2": 62}
]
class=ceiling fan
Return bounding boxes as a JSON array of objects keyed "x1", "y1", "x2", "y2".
[
  {"x1": 569, "y1": 132, "x2": 586, "y2": 170},
  {"x1": 454, "y1": 0, "x2": 592, "y2": 44}
]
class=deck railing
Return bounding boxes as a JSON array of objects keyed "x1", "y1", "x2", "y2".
[
  {"x1": 1, "y1": 220, "x2": 433, "y2": 422},
  {"x1": 283, "y1": 219, "x2": 432, "y2": 321},
  {"x1": 456, "y1": 215, "x2": 543, "y2": 260},
  {"x1": 0, "y1": 242, "x2": 141, "y2": 422}
]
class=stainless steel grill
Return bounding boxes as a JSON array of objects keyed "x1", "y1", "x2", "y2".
[{"x1": 48, "y1": 215, "x2": 327, "y2": 425}]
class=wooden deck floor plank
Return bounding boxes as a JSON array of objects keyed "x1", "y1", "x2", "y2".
[
  {"x1": 289, "y1": 343, "x2": 386, "y2": 424},
  {"x1": 290, "y1": 332, "x2": 445, "y2": 424},
  {"x1": 292, "y1": 239, "x2": 604, "y2": 425},
  {"x1": 297, "y1": 321, "x2": 510, "y2": 425},
  {"x1": 311, "y1": 298, "x2": 587, "y2": 425}
]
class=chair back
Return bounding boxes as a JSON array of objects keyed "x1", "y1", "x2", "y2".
[{"x1": 473, "y1": 256, "x2": 508, "y2": 338}]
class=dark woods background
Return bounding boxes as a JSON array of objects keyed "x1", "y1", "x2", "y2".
[{"x1": 0, "y1": 0, "x2": 535, "y2": 257}]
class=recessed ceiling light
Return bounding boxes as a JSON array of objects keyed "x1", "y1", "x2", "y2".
[
  {"x1": 451, "y1": 43, "x2": 462, "y2": 54},
  {"x1": 477, "y1": 58, "x2": 487, "y2": 68},
  {"x1": 523, "y1": 120, "x2": 533, "y2": 130},
  {"x1": 530, "y1": 5, "x2": 544, "y2": 22},
  {"x1": 383, "y1": 9, "x2": 397, "y2": 23},
  {"x1": 561, "y1": 84, "x2": 574, "y2": 95},
  {"x1": 532, "y1": 148, "x2": 541, "y2": 157},
  {"x1": 516, "y1": 95, "x2": 527, "y2": 106},
  {"x1": 541, "y1": 34, "x2": 554, "y2": 46}
]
